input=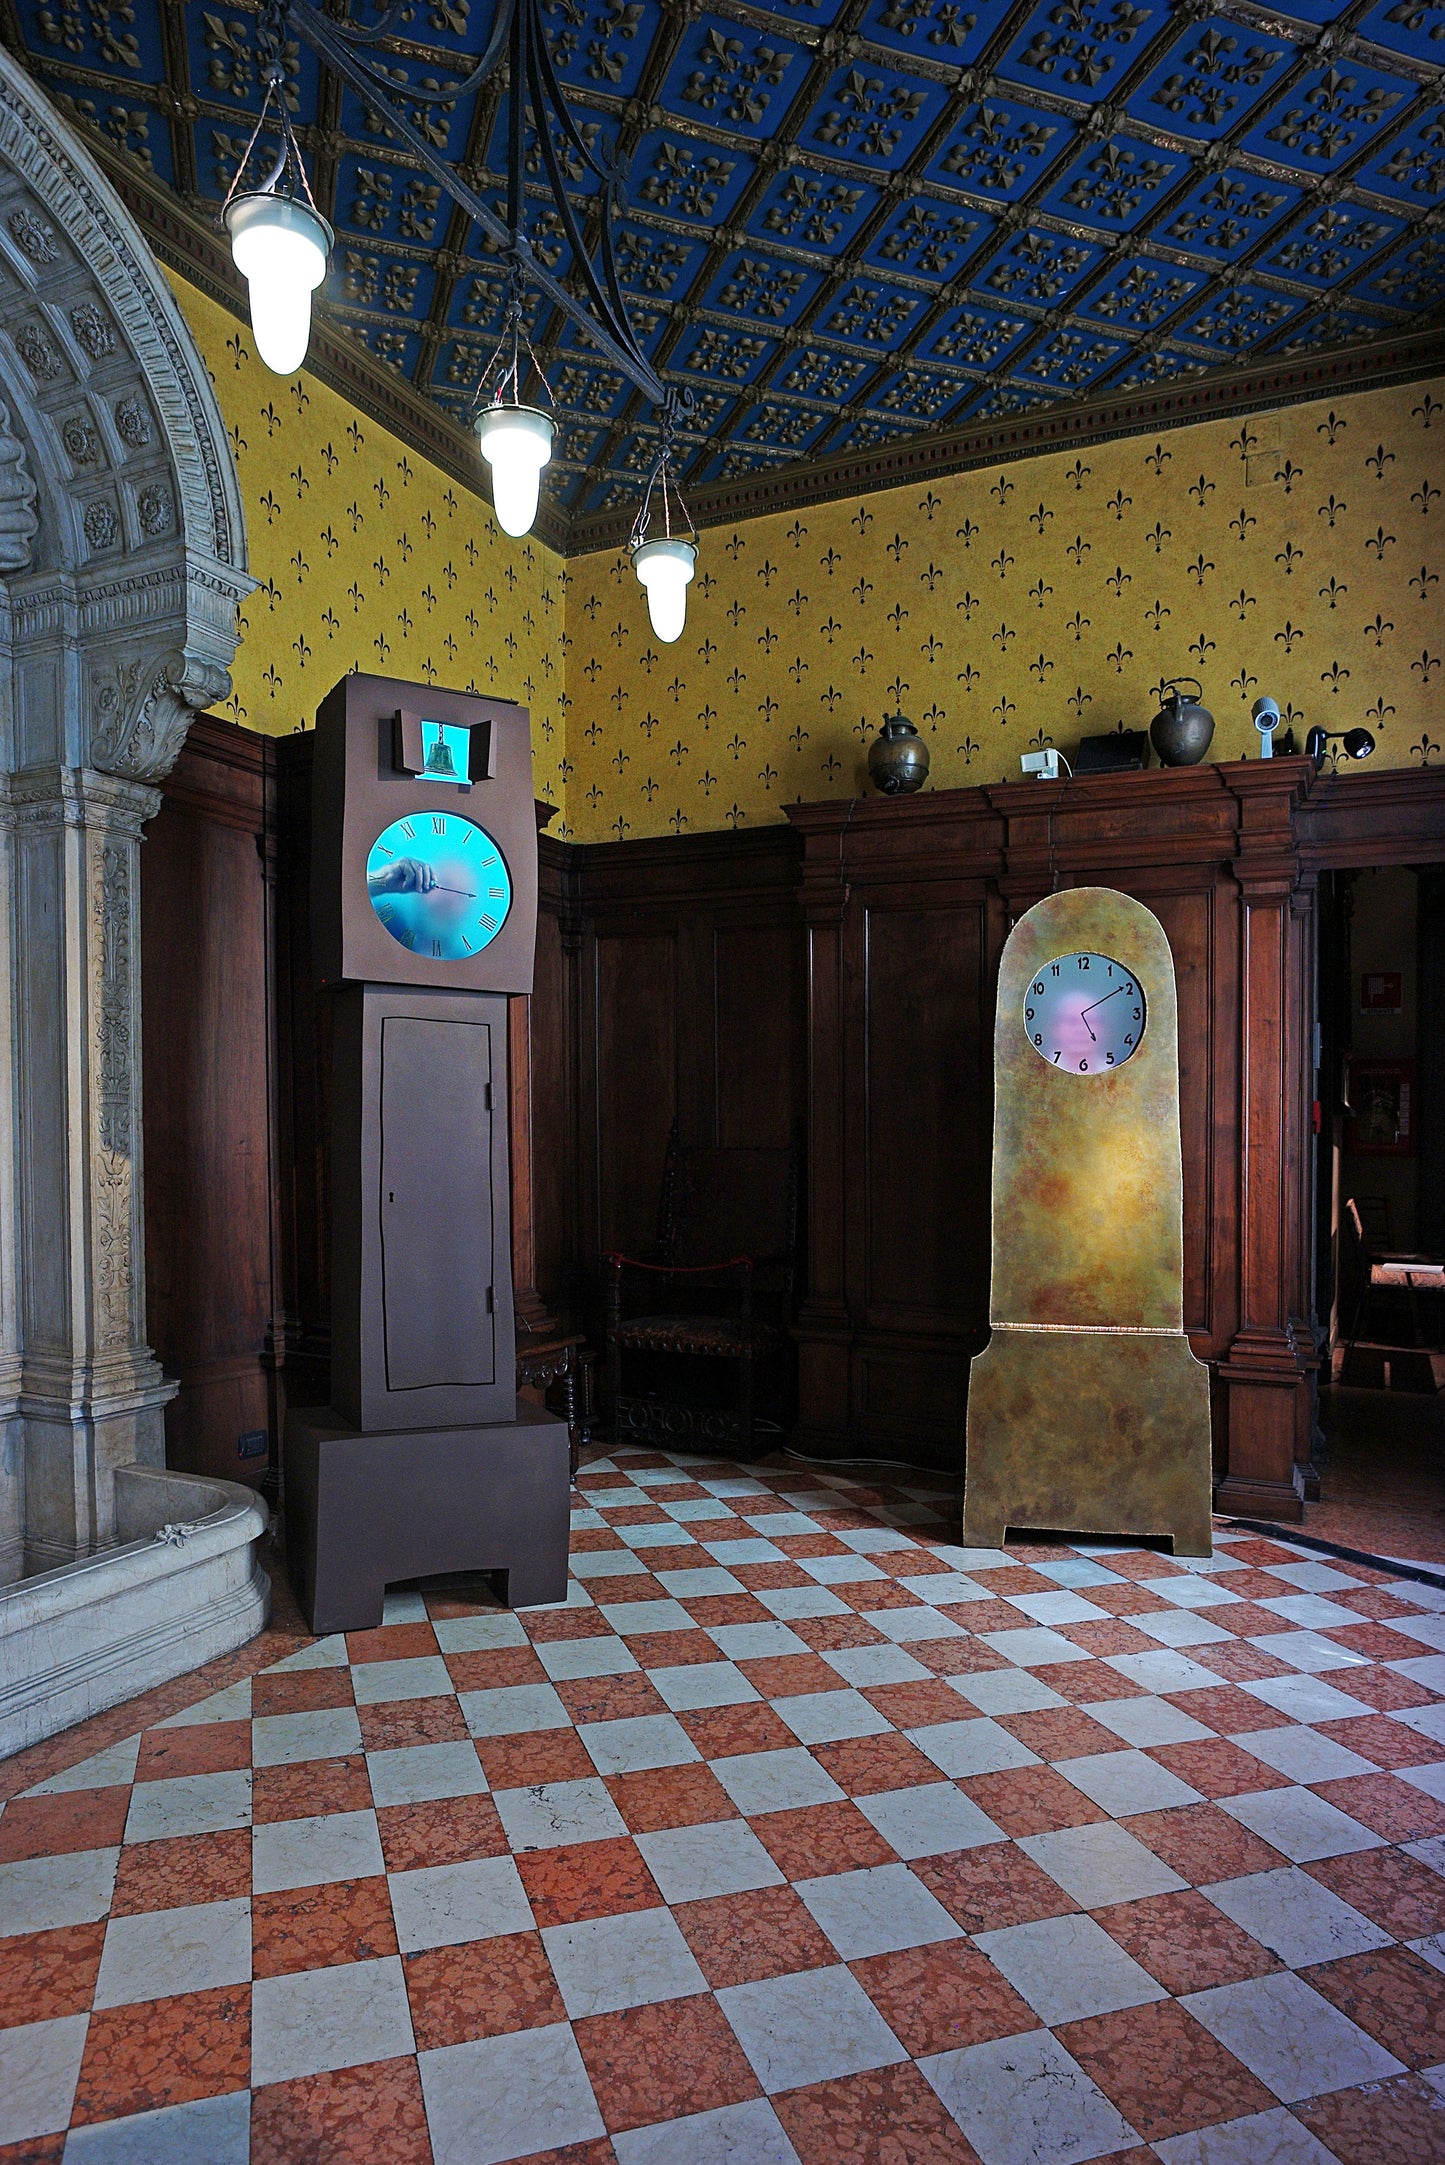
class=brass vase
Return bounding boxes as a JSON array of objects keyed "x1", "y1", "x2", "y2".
[{"x1": 868, "y1": 713, "x2": 930, "y2": 795}]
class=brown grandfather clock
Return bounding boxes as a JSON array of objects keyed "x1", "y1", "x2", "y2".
[{"x1": 284, "y1": 672, "x2": 570, "y2": 1632}]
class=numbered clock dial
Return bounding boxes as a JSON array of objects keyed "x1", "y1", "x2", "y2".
[
  {"x1": 365, "y1": 812, "x2": 512, "y2": 961},
  {"x1": 1024, "y1": 951, "x2": 1146, "y2": 1075}
]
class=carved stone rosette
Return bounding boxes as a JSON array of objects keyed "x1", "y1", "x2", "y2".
[{"x1": 0, "y1": 50, "x2": 252, "y2": 1570}]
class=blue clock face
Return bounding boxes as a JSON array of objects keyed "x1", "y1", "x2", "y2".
[{"x1": 365, "y1": 811, "x2": 512, "y2": 961}]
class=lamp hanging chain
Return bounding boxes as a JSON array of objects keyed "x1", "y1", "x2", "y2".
[
  {"x1": 220, "y1": 3, "x2": 322, "y2": 220},
  {"x1": 631, "y1": 404, "x2": 696, "y2": 556}
]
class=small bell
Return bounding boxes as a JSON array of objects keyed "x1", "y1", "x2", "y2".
[{"x1": 423, "y1": 731, "x2": 458, "y2": 779}]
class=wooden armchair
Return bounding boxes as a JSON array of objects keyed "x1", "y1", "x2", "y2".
[
  {"x1": 1344, "y1": 1196, "x2": 1445, "y2": 1358},
  {"x1": 604, "y1": 1131, "x2": 799, "y2": 1459}
]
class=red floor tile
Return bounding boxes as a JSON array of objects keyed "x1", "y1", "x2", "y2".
[
  {"x1": 604, "y1": 1764, "x2": 738, "y2": 1833},
  {"x1": 109, "y1": 1827, "x2": 252, "y2": 1915},
  {"x1": 956, "y1": 1766, "x2": 1110, "y2": 1838},
  {"x1": 522, "y1": 1607, "x2": 615, "y2": 1643},
  {"x1": 0, "y1": 1920, "x2": 105, "y2": 2027},
  {"x1": 773, "y1": 1534, "x2": 851, "y2": 1560},
  {"x1": 250, "y1": 2055, "x2": 431, "y2": 2165},
  {"x1": 1040, "y1": 1660, "x2": 1146, "y2": 1703},
  {"x1": 1186, "y1": 1640, "x2": 1294, "y2": 1684},
  {"x1": 357, "y1": 1698, "x2": 470, "y2": 1751},
  {"x1": 71, "y1": 1985, "x2": 250, "y2": 2124},
  {"x1": 1093, "y1": 1889, "x2": 1284, "y2": 1995},
  {"x1": 574, "y1": 1992, "x2": 760, "y2": 2134},
  {"x1": 443, "y1": 1646, "x2": 550, "y2": 1693},
  {"x1": 1058, "y1": 1619, "x2": 1157, "y2": 1659},
  {"x1": 377, "y1": 1792, "x2": 508, "y2": 1872},
  {"x1": 968, "y1": 1566, "x2": 1055, "y2": 1595},
  {"x1": 910, "y1": 1637, "x2": 1012, "y2": 1677},
  {"x1": 775, "y1": 2061, "x2": 985, "y2": 2165},
  {"x1": 1325, "y1": 1621, "x2": 1434, "y2": 1663},
  {"x1": 568, "y1": 1527, "x2": 629, "y2": 1552},
  {"x1": 751, "y1": 1800, "x2": 899, "y2": 1879},
  {"x1": 1305, "y1": 1847, "x2": 1445, "y2": 1939},
  {"x1": 517, "y1": 1835, "x2": 661, "y2": 1926},
  {"x1": 344, "y1": 1623, "x2": 439, "y2": 1664},
  {"x1": 1300, "y1": 1946, "x2": 1445, "y2": 2068},
  {"x1": 251, "y1": 1668, "x2": 356, "y2": 1719},
  {"x1": 935, "y1": 1600, "x2": 1030, "y2": 1636},
  {"x1": 790, "y1": 1615, "x2": 892, "y2": 1653},
  {"x1": 1310, "y1": 1772, "x2": 1445, "y2": 1843},
  {"x1": 1077, "y1": 1583, "x2": 1170, "y2": 1617},
  {"x1": 677, "y1": 1704, "x2": 797, "y2": 1758},
  {"x1": 1120, "y1": 1802, "x2": 1287, "y2": 1884},
  {"x1": 252, "y1": 1754, "x2": 373, "y2": 1825},
  {"x1": 684, "y1": 1595, "x2": 774, "y2": 1629},
  {"x1": 1337, "y1": 1586, "x2": 1427, "y2": 1620},
  {"x1": 1315, "y1": 1714, "x2": 1445, "y2": 1769},
  {"x1": 556, "y1": 1674, "x2": 671, "y2": 1727},
  {"x1": 860, "y1": 1681, "x2": 976, "y2": 1730},
  {"x1": 997, "y1": 1707, "x2": 1130, "y2": 1762},
  {"x1": 0, "y1": 1787, "x2": 130, "y2": 1863},
  {"x1": 404, "y1": 1930, "x2": 566, "y2": 2049},
  {"x1": 474, "y1": 1730, "x2": 596, "y2": 1790},
  {"x1": 736, "y1": 1653, "x2": 850, "y2": 1698},
  {"x1": 1146, "y1": 1737, "x2": 1293, "y2": 1799},
  {"x1": 601, "y1": 1506, "x2": 669, "y2": 1526},
  {"x1": 836, "y1": 1581, "x2": 924, "y2": 1613},
  {"x1": 625, "y1": 1630, "x2": 721, "y2": 1668},
  {"x1": 1337, "y1": 1666, "x2": 1440, "y2": 1712},
  {"x1": 1209, "y1": 1600, "x2": 1298, "y2": 1638},
  {"x1": 1162, "y1": 1684, "x2": 1293, "y2": 1734},
  {"x1": 675, "y1": 1884, "x2": 837, "y2": 1987},
  {"x1": 810, "y1": 1733, "x2": 941, "y2": 1797},
  {"x1": 252, "y1": 1875, "x2": 399, "y2": 1978},
  {"x1": 1057, "y1": 1999, "x2": 1275, "y2": 2141},
  {"x1": 133, "y1": 1720, "x2": 251, "y2": 1783},
  {"x1": 1294, "y1": 2073, "x2": 1445, "y2": 2165},
  {"x1": 910, "y1": 1845, "x2": 1078, "y2": 1934},
  {"x1": 0, "y1": 2136, "x2": 66, "y2": 2163},
  {"x1": 851, "y1": 1941, "x2": 1038, "y2": 2056},
  {"x1": 1097, "y1": 1551, "x2": 1185, "y2": 1581}
]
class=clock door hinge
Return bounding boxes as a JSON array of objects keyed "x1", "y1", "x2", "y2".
[
  {"x1": 484, "y1": 1082, "x2": 493, "y2": 1111},
  {"x1": 485, "y1": 1285, "x2": 494, "y2": 1314}
]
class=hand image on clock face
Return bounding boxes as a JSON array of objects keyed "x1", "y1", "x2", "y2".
[
  {"x1": 365, "y1": 811, "x2": 512, "y2": 961},
  {"x1": 1023, "y1": 950, "x2": 1146, "y2": 1074}
]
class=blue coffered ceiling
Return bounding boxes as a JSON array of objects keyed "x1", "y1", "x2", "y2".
[{"x1": 6, "y1": 0, "x2": 1445, "y2": 540}]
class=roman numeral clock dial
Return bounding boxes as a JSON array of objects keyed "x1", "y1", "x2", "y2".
[
  {"x1": 1024, "y1": 951, "x2": 1146, "y2": 1074},
  {"x1": 365, "y1": 812, "x2": 513, "y2": 962}
]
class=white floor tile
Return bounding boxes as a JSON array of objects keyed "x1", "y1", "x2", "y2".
[
  {"x1": 381, "y1": 1591, "x2": 430, "y2": 1625},
  {"x1": 1265, "y1": 1561, "x2": 1362, "y2": 1594},
  {"x1": 1204, "y1": 1867, "x2": 1391, "y2": 1968},
  {"x1": 1247, "y1": 1633, "x2": 1369, "y2": 1676},
  {"x1": 864, "y1": 1608, "x2": 966, "y2": 1644},
  {"x1": 909, "y1": 1719, "x2": 1040, "y2": 1779},
  {"x1": 27, "y1": 1737, "x2": 140, "y2": 1795},
  {"x1": 923, "y1": 2029, "x2": 1139, "y2": 2165},
  {"x1": 600, "y1": 1599, "x2": 699, "y2": 1636},
  {"x1": 1392, "y1": 1701, "x2": 1445, "y2": 1746},
  {"x1": 612, "y1": 2095, "x2": 802, "y2": 2165},
  {"x1": 702, "y1": 1538, "x2": 786, "y2": 1566},
  {"x1": 975, "y1": 1911, "x2": 1166, "y2": 2026},
  {"x1": 1082, "y1": 1696, "x2": 1213, "y2": 1748},
  {"x1": 1019, "y1": 1821, "x2": 1187, "y2": 1907},
  {"x1": 94, "y1": 1896, "x2": 251, "y2": 2006},
  {"x1": 798, "y1": 1554, "x2": 887, "y2": 1586},
  {"x1": 978, "y1": 1627, "x2": 1085, "y2": 1668},
  {"x1": 650, "y1": 1661, "x2": 760, "y2": 1712},
  {"x1": 1399, "y1": 1762, "x2": 1445, "y2": 1803},
  {"x1": 820, "y1": 1643, "x2": 931, "y2": 1688},
  {"x1": 1258, "y1": 1594, "x2": 1367, "y2": 1632},
  {"x1": 493, "y1": 1776, "x2": 629, "y2": 1850},
  {"x1": 856, "y1": 1782, "x2": 1006, "y2": 1860},
  {"x1": 432, "y1": 1613, "x2": 528, "y2": 1653},
  {"x1": 718, "y1": 1964, "x2": 908, "y2": 2093},
  {"x1": 366, "y1": 1740, "x2": 490, "y2": 1808},
  {"x1": 1231, "y1": 1726, "x2": 1376, "y2": 1785},
  {"x1": 535, "y1": 1634, "x2": 638, "y2": 1681},
  {"x1": 1389, "y1": 1654, "x2": 1445, "y2": 1693},
  {"x1": 1182, "y1": 1969, "x2": 1404, "y2": 2102},
  {"x1": 661, "y1": 1497, "x2": 739, "y2": 1523},
  {"x1": 1105, "y1": 1649, "x2": 1226, "y2": 1695},
  {"x1": 458, "y1": 1682, "x2": 570, "y2": 1737},
  {"x1": 1003, "y1": 1590, "x2": 1112, "y2": 1628},
  {"x1": 839, "y1": 1526, "x2": 917, "y2": 1553},
  {"x1": 1032, "y1": 1558, "x2": 1122, "y2": 1588},
  {"x1": 1131, "y1": 1609, "x2": 1234, "y2": 1649},
  {"x1": 706, "y1": 1621, "x2": 811, "y2": 1662},
  {"x1": 0, "y1": 1846, "x2": 119, "y2": 1935},
  {"x1": 1240, "y1": 1673, "x2": 1373, "y2": 1724},
  {"x1": 251, "y1": 1808, "x2": 384, "y2": 1895},
  {"x1": 899, "y1": 1574, "x2": 993, "y2": 1605},
  {"x1": 1058, "y1": 1748, "x2": 1203, "y2": 1816},
  {"x1": 422, "y1": 2025, "x2": 606, "y2": 2164},
  {"x1": 1151, "y1": 1577, "x2": 1243, "y2": 1611},
  {"x1": 61, "y1": 2089, "x2": 252, "y2": 2164},
  {"x1": 1219, "y1": 1785, "x2": 1384, "y2": 1863},
  {"x1": 775, "y1": 1689, "x2": 892, "y2": 1746},
  {"x1": 711, "y1": 1746, "x2": 846, "y2": 1816},
  {"x1": 759, "y1": 1586, "x2": 852, "y2": 1620},
  {"x1": 1387, "y1": 1611, "x2": 1445, "y2": 1651},
  {"x1": 0, "y1": 2014, "x2": 89, "y2": 2146},
  {"x1": 267, "y1": 1636, "x2": 348, "y2": 1673},
  {"x1": 123, "y1": 1769, "x2": 252, "y2": 1842},
  {"x1": 797, "y1": 1862, "x2": 964, "y2": 1958},
  {"x1": 1152, "y1": 2105, "x2": 1339, "y2": 2163},
  {"x1": 577, "y1": 1711, "x2": 701, "y2": 1774},
  {"x1": 572, "y1": 1549, "x2": 663, "y2": 1579},
  {"x1": 948, "y1": 1670, "x2": 1066, "y2": 1717},
  {"x1": 657, "y1": 1567, "x2": 749, "y2": 1598},
  {"x1": 250, "y1": 1955, "x2": 415, "y2": 2085},
  {"x1": 932, "y1": 1547, "x2": 1013, "y2": 1572},
  {"x1": 543, "y1": 1905, "x2": 706, "y2": 2017},
  {"x1": 390, "y1": 1855, "x2": 534, "y2": 1952},
  {"x1": 251, "y1": 1707, "x2": 363, "y2": 1767},
  {"x1": 156, "y1": 1681, "x2": 254, "y2": 1726},
  {"x1": 636, "y1": 1819, "x2": 784, "y2": 1903},
  {"x1": 623, "y1": 1521, "x2": 702, "y2": 1551},
  {"x1": 350, "y1": 1655, "x2": 455, "y2": 1705}
]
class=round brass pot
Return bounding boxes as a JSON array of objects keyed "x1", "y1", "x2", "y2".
[
  {"x1": 1149, "y1": 678, "x2": 1215, "y2": 767},
  {"x1": 868, "y1": 713, "x2": 930, "y2": 795}
]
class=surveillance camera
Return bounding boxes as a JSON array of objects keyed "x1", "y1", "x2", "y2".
[{"x1": 1252, "y1": 696, "x2": 1280, "y2": 730}]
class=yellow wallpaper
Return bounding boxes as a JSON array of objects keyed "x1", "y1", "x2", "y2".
[
  {"x1": 566, "y1": 374, "x2": 1445, "y2": 843},
  {"x1": 168, "y1": 274, "x2": 570, "y2": 827}
]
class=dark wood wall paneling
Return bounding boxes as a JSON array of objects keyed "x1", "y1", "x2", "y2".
[{"x1": 144, "y1": 720, "x2": 1445, "y2": 1520}]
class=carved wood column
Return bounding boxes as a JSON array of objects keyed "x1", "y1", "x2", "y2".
[
  {"x1": 788, "y1": 807, "x2": 851, "y2": 1454},
  {"x1": 1215, "y1": 762, "x2": 1314, "y2": 1522}
]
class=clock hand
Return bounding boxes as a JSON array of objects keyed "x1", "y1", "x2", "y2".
[
  {"x1": 429, "y1": 884, "x2": 477, "y2": 897},
  {"x1": 1080, "y1": 986, "x2": 1128, "y2": 1019}
]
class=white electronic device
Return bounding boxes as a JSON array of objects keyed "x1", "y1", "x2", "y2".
[
  {"x1": 1252, "y1": 696, "x2": 1281, "y2": 757},
  {"x1": 1021, "y1": 749, "x2": 1061, "y2": 780}
]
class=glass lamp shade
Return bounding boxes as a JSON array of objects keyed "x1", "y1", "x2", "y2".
[
  {"x1": 225, "y1": 192, "x2": 331, "y2": 377},
  {"x1": 475, "y1": 404, "x2": 555, "y2": 538},
  {"x1": 632, "y1": 535, "x2": 696, "y2": 644}
]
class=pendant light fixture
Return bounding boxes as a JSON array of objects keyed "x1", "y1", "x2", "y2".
[
  {"x1": 223, "y1": 0, "x2": 699, "y2": 592},
  {"x1": 630, "y1": 427, "x2": 697, "y2": 644},
  {"x1": 221, "y1": 46, "x2": 331, "y2": 377}
]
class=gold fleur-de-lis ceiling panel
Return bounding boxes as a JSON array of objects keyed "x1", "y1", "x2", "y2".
[
  {"x1": 7, "y1": 0, "x2": 1445, "y2": 544},
  {"x1": 563, "y1": 370, "x2": 1445, "y2": 840},
  {"x1": 173, "y1": 276, "x2": 568, "y2": 821}
]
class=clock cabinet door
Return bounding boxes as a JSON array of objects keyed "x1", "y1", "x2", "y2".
[{"x1": 379, "y1": 1014, "x2": 495, "y2": 1392}]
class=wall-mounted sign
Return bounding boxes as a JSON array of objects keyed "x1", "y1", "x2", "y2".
[
  {"x1": 1360, "y1": 972, "x2": 1402, "y2": 1012},
  {"x1": 1347, "y1": 1059, "x2": 1414, "y2": 1156}
]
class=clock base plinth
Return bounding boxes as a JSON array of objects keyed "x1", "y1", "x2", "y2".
[
  {"x1": 284, "y1": 1402, "x2": 570, "y2": 1635},
  {"x1": 962, "y1": 1326, "x2": 1213, "y2": 1557}
]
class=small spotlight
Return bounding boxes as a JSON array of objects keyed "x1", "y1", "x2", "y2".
[{"x1": 1304, "y1": 726, "x2": 1375, "y2": 768}]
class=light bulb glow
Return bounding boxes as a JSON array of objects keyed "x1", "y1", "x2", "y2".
[
  {"x1": 225, "y1": 193, "x2": 330, "y2": 377},
  {"x1": 632, "y1": 535, "x2": 695, "y2": 644},
  {"x1": 475, "y1": 404, "x2": 554, "y2": 538}
]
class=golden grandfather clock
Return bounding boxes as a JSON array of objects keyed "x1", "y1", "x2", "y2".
[
  {"x1": 963, "y1": 886, "x2": 1213, "y2": 1557},
  {"x1": 284, "y1": 672, "x2": 570, "y2": 1632}
]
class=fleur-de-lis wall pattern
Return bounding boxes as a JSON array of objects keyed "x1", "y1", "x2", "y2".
[
  {"x1": 564, "y1": 373, "x2": 1445, "y2": 841},
  {"x1": 170, "y1": 276, "x2": 568, "y2": 823},
  {"x1": 174, "y1": 256, "x2": 1441, "y2": 844}
]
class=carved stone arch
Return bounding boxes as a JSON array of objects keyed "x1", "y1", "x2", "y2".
[{"x1": 0, "y1": 49, "x2": 253, "y2": 1573}]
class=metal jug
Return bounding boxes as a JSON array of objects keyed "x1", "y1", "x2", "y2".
[{"x1": 1149, "y1": 678, "x2": 1215, "y2": 768}]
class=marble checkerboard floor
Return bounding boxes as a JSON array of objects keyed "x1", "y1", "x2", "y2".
[{"x1": 3, "y1": 1451, "x2": 1445, "y2": 2164}]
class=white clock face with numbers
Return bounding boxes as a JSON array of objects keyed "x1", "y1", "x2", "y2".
[{"x1": 1023, "y1": 951, "x2": 1146, "y2": 1075}]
